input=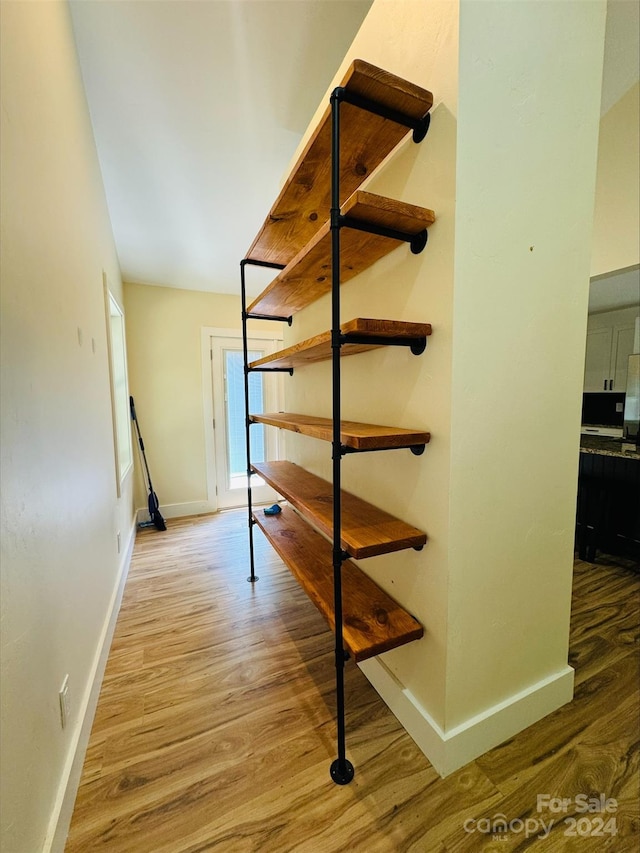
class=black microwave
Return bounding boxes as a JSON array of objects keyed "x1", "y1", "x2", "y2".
[{"x1": 581, "y1": 392, "x2": 625, "y2": 427}]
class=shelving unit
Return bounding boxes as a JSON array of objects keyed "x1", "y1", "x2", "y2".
[
  {"x1": 249, "y1": 318, "x2": 432, "y2": 370},
  {"x1": 247, "y1": 192, "x2": 434, "y2": 318},
  {"x1": 252, "y1": 461, "x2": 427, "y2": 558},
  {"x1": 240, "y1": 59, "x2": 434, "y2": 785},
  {"x1": 245, "y1": 59, "x2": 433, "y2": 267},
  {"x1": 251, "y1": 414, "x2": 430, "y2": 453},
  {"x1": 253, "y1": 508, "x2": 424, "y2": 662}
]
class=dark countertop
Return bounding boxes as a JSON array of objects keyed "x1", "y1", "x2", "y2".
[{"x1": 580, "y1": 435, "x2": 640, "y2": 460}]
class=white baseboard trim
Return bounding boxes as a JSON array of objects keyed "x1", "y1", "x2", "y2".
[
  {"x1": 135, "y1": 500, "x2": 216, "y2": 524},
  {"x1": 44, "y1": 516, "x2": 136, "y2": 853},
  {"x1": 358, "y1": 657, "x2": 575, "y2": 778}
]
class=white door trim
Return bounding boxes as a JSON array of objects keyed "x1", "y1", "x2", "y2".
[{"x1": 200, "y1": 326, "x2": 283, "y2": 512}]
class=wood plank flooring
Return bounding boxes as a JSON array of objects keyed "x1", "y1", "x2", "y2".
[{"x1": 65, "y1": 512, "x2": 639, "y2": 852}]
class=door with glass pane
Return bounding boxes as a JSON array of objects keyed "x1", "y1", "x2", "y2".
[{"x1": 210, "y1": 336, "x2": 280, "y2": 508}]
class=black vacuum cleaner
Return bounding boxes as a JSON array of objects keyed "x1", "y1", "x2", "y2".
[{"x1": 130, "y1": 395, "x2": 166, "y2": 531}]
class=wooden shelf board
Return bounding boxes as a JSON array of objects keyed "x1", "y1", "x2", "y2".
[
  {"x1": 249, "y1": 318, "x2": 431, "y2": 370},
  {"x1": 245, "y1": 59, "x2": 433, "y2": 268},
  {"x1": 251, "y1": 460, "x2": 427, "y2": 559},
  {"x1": 247, "y1": 191, "x2": 435, "y2": 318},
  {"x1": 252, "y1": 413, "x2": 430, "y2": 451},
  {"x1": 253, "y1": 507, "x2": 423, "y2": 662}
]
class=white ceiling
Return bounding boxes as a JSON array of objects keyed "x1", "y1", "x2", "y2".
[
  {"x1": 70, "y1": 0, "x2": 638, "y2": 300},
  {"x1": 70, "y1": 0, "x2": 372, "y2": 296},
  {"x1": 589, "y1": 265, "x2": 640, "y2": 313}
]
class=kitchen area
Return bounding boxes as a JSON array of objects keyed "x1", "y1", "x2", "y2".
[{"x1": 577, "y1": 266, "x2": 640, "y2": 564}]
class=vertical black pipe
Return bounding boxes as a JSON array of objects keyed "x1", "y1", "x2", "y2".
[
  {"x1": 329, "y1": 88, "x2": 354, "y2": 786},
  {"x1": 240, "y1": 260, "x2": 258, "y2": 583}
]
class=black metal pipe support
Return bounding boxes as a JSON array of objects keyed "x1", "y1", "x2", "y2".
[
  {"x1": 341, "y1": 333, "x2": 427, "y2": 356},
  {"x1": 245, "y1": 312, "x2": 292, "y2": 325},
  {"x1": 338, "y1": 88, "x2": 431, "y2": 143},
  {"x1": 248, "y1": 367, "x2": 294, "y2": 375},
  {"x1": 329, "y1": 87, "x2": 354, "y2": 787},
  {"x1": 340, "y1": 443, "x2": 426, "y2": 456},
  {"x1": 339, "y1": 215, "x2": 429, "y2": 255},
  {"x1": 242, "y1": 258, "x2": 287, "y2": 270},
  {"x1": 240, "y1": 257, "x2": 287, "y2": 584},
  {"x1": 240, "y1": 260, "x2": 259, "y2": 584}
]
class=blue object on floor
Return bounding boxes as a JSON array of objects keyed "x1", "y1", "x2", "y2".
[{"x1": 263, "y1": 504, "x2": 282, "y2": 516}]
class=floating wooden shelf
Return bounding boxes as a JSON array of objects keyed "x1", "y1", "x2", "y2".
[
  {"x1": 253, "y1": 507, "x2": 423, "y2": 662},
  {"x1": 249, "y1": 318, "x2": 432, "y2": 371},
  {"x1": 247, "y1": 191, "x2": 435, "y2": 318},
  {"x1": 245, "y1": 59, "x2": 433, "y2": 267},
  {"x1": 252, "y1": 413, "x2": 430, "y2": 451},
  {"x1": 252, "y1": 461, "x2": 427, "y2": 559}
]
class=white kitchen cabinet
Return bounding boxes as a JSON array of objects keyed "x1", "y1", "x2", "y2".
[
  {"x1": 584, "y1": 316, "x2": 638, "y2": 393},
  {"x1": 612, "y1": 324, "x2": 636, "y2": 391},
  {"x1": 584, "y1": 327, "x2": 613, "y2": 392}
]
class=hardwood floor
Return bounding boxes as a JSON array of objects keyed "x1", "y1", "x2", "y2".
[{"x1": 66, "y1": 512, "x2": 639, "y2": 852}]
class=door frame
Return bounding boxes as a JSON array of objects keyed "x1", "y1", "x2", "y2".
[{"x1": 201, "y1": 326, "x2": 283, "y2": 512}]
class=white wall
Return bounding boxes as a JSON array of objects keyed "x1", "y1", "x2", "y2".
[
  {"x1": 592, "y1": 82, "x2": 640, "y2": 277},
  {"x1": 124, "y1": 282, "x2": 276, "y2": 516},
  {"x1": 446, "y1": 0, "x2": 605, "y2": 732},
  {"x1": 280, "y1": 0, "x2": 605, "y2": 774},
  {"x1": 0, "y1": 2, "x2": 134, "y2": 850}
]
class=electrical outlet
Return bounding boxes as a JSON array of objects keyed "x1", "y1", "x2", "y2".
[
  {"x1": 59, "y1": 675, "x2": 70, "y2": 729},
  {"x1": 616, "y1": 402, "x2": 624, "y2": 413}
]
